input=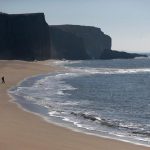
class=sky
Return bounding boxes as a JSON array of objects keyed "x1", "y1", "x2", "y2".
[{"x1": 0, "y1": 0, "x2": 150, "y2": 53}]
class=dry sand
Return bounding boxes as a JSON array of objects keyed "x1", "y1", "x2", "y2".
[{"x1": 0, "y1": 60, "x2": 149, "y2": 150}]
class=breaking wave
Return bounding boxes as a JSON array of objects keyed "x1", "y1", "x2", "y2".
[{"x1": 9, "y1": 59, "x2": 150, "y2": 147}]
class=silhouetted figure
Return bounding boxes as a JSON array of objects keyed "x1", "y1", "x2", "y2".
[{"x1": 1, "y1": 76, "x2": 5, "y2": 84}]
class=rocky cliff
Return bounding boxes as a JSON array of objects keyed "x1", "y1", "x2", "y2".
[
  {"x1": 50, "y1": 26, "x2": 89, "y2": 60},
  {"x1": 0, "y1": 12, "x2": 51, "y2": 60},
  {"x1": 50, "y1": 25, "x2": 147, "y2": 59},
  {"x1": 50, "y1": 25, "x2": 111, "y2": 59},
  {"x1": 100, "y1": 49, "x2": 147, "y2": 59},
  {"x1": 0, "y1": 12, "x2": 147, "y2": 60}
]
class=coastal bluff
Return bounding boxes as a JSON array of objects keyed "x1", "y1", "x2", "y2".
[
  {"x1": 0, "y1": 12, "x2": 147, "y2": 60},
  {"x1": 50, "y1": 25, "x2": 111, "y2": 59},
  {"x1": 0, "y1": 12, "x2": 51, "y2": 60}
]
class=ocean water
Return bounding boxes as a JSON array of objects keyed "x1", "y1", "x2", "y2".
[{"x1": 9, "y1": 58, "x2": 150, "y2": 146}]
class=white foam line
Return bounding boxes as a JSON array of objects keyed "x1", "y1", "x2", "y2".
[
  {"x1": 7, "y1": 60, "x2": 150, "y2": 148},
  {"x1": 8, "y1": 91, "x2": 150, "y2": 147}
]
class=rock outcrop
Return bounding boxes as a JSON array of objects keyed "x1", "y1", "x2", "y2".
[
  {"x1": 0, "y1": 12, "x2": 147, "y2": 60},
  {"x1": 100, "y1": 49, "x2": 147, "y2": 59},
  {"x1": 50, "y1": 25, "x2": 147, "y2": 59},
  {"x1": 0, "y1": 12, "x2": 51, "y2": 60},
  {"x1": 50, "y1": 26, "x2": 89, "y2": 60},
  {"x1": 50, "y1": 25, "x2": 111, "y2": 59}
]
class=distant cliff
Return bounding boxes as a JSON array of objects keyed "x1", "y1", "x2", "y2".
[
  {"x1": 50, "y1": 25, "x2": 147, "y2": 60},
  {"x1": 50, "y1": 25, "x2": 111, "y2": 59},
  {"x1": 0, "y1": 12, "x2": 147, "y2": 60},
  {"x1": 100, "y1": 49, "x2": 147, "y2": 59},
  {"x1": 50, "y1": 26, "x2": 89, "y2": 60},
  {"x1": 0, "y1": 12, "x2": 51, "y2": 60}
]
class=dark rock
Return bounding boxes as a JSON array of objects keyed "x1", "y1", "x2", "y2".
[
  {"x1": 51, "y1": 25, "x2": 111, "y2": 59},
  {"x1": 0, "y1": 12, "x2": 51, "y2": 60},
  {"x1": 100, "y1": 49, "x2": 148, "y2": 59},
  {"x1": 0, "y1": 12, "x2": 147, "y2": 60},
  {"x1": 50, "y1": 26, "x2": 89, "y2": 60},
  {"x1": 50, "y1": 25, "x2": 147, "y2": 60}
]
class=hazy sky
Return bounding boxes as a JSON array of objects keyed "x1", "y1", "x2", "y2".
[{"x1": 1, "y1": 0, "x2": 150, "y2": 52}]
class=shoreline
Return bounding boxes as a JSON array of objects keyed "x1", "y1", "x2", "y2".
[
  {"x1": 0, "y1": 60, "x2": 149, "y2": 150},
  {"x1": 8, "y1": 68, "x2": 150, "y2": 148}
]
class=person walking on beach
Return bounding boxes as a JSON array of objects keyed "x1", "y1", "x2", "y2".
[{"x1": 1, "y1": 76, "x2": 5, "y2": 84}]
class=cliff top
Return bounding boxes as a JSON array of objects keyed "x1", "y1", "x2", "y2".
[
  {"x1": 0, "y1": 12, "x2": 44, "y2": 16},
  {"x1": 0, "y1": 12, "x2": 47, "y2": 24},
  {"x1": 50, "y1": 24, "x2": 102, "y2": 31}
]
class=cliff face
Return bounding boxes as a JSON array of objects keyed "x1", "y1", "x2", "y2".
[
  {"x1": 0, "y1": 12, "x2": 146, "y2": 60},
  {"x1": 0, "y1": 13, "x2": 51, "y2": 60},
  {"x1": 50, "y1": 26, "x2": 89, "y2": 60},
  {"x1": 51, "y1": 25, "x2": 111, "y2": 59},
  {"x1": 100, "y1": 49, "x2": 147, "y2": 59},
  {"x1": 50, "y1": 25, "x2": 146, "y2": 60}
]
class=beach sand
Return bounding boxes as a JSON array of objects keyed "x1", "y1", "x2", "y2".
[{"x1": 0, "y1": 60, "x2": 149, "y2": 150}]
